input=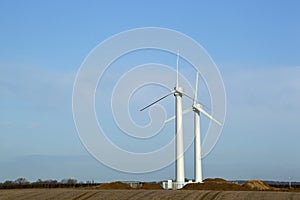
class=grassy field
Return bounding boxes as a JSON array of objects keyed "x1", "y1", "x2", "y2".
[{"x1": 0, "y1": 189, "x2": 300, "y2": 200}]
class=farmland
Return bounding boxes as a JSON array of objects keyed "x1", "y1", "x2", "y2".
[{"x1": 0, "y1": 189, "x2": 300, "y2": 200}]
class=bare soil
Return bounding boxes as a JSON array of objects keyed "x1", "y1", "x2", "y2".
[
  {"x1": 1, "y1": 189, "x2": 300, "y2": 200},
  {"x1": 138, "y1": 182, "x2": 163, "y2": 190},
  {"x1": 94, "y1": 181, "x2": 132, "y2": 189},
  {"x1": 243, "y1": 180, "x2": 273, "y2": 191},
  {"x1": 183, "y1": 178, "x2": 247, "y2": 191}
]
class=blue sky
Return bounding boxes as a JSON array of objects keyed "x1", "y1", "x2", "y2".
[{"x1": 0, "y1": 0, "x2": 300, "y2": 182}]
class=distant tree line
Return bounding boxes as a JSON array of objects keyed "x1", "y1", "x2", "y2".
[
  {"x1": 268, "y1": 181, "x2": 300, "y2": 189},
  {"x1": 0, "y1": 178, "x2": 99, "y2": 189}
]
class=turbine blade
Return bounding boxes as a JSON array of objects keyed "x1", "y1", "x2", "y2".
[
  {"x1": 164, "y1": 107, "x2": 193, "y2": 123},
  {"x1": 194, "y1": 72, "x2": 198, "y2": 103},
  {"x1": 198, "y1": 107, "x2": 222, "y2": 126},
  {"x1": 140, "y1": 92, "x2": 173, "y2": 111},
  {"x1": 164, "y1": 115, "x2": 176, "y2": 123},
  {"x1": 176, "y1": 50, "x2": 179, "y2": 88},
  {"x1": 182, "y1": 92, "x2": 194, "y2": 102}
]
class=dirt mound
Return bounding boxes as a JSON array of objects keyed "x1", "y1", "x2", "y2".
[
  {"x1": 203, "y1": 178, "x2": 227, "y2": 183},
  {"x1": 95, "y1": 182, "x2": 131, "y2": 189},
  {"x1": 243, "y1": 180, "x2": 272, "y2": 191},
  {"x1": 183, "y1": 181, "x2": 247, "y2": 191},
  {"x1": 183, "y1": 179, "x2": 278, "y2": 191},
  {"x1": 139, "y1": 183, "x2": 163, "y2": 190}
]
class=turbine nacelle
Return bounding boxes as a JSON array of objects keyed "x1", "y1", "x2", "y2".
[
  {"x1": 192, "y1": 103, "x2": 202, "y2": 113},
  {"x1": 174, "y1": 86, "x2": 183, "y2": 96}
]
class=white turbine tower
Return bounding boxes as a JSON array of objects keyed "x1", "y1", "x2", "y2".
[
  {"x1": 140, "y1": 51, "x2": 186, "y2": 188},
  {"x1": 165, "y1": 71, "x2": 222, "y2": 183},
  {"x1": 192, "y1": 72, "x2": 221, "y2": 183}
]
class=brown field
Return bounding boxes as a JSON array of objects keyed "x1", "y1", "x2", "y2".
[{"x1": 1, "y1": 189, "x2": 300, "y2": 200}]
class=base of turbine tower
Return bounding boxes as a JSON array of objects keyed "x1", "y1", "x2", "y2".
[
  {"x1": 162, "y1": 180, "x2": 191, "y2": 190},
  {"x1": 162, "y1": 180, "x2": 205, "y2": 190}
]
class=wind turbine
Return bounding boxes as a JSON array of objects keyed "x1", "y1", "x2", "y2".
[
  {"x1": 140, "y1": 51, "x2": 187, "y2": 188},
  {"x1": 165, "y1": 71, "x2": 221, "y2": 183}
]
